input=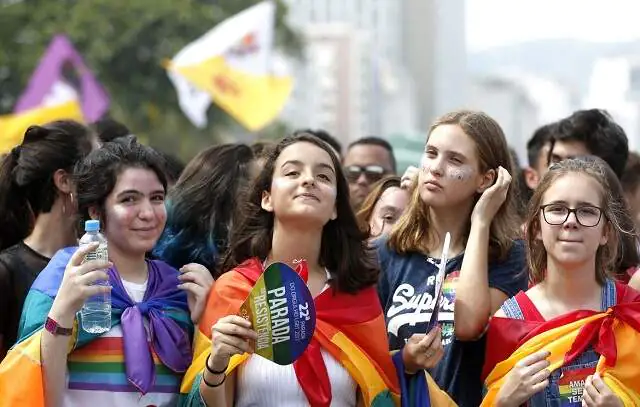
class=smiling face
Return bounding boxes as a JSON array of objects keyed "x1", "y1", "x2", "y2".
[
  {"x1": 100, "y1": 167, "x2": 167, "y2": 256},
  {"x1": 538, "y1": 172, "x2": 608, "y2": 270},
  {"x1": 261, "y1": 141, "x2": 338, "y2": 229},
  {"x1": 418, "y1": 124, "x2": 493, "y2": 208}
]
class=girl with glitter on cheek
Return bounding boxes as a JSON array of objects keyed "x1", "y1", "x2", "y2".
[{"x1": 374, "y1": 110, "x2": 527, "y2": 406}]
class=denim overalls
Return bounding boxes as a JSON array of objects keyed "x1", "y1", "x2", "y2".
[{"x1": 500, "y1": 279, "x2": 617, "y2": 406}]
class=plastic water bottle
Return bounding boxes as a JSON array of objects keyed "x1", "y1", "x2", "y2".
[{"x1": 79, "y1": 220, "x2": 111, "y2": 334}]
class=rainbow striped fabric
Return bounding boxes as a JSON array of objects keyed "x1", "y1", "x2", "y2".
[
  {"x1": 0, "y1": 248, "x2": 192, "y2": 407},
  {"x1": 66, "y1": 335, "x2": 182, "y2": 393}
]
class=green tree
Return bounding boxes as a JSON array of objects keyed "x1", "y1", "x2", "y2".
[{"x1": 0, "y1": 0, "x2": 303, "y2": 158}]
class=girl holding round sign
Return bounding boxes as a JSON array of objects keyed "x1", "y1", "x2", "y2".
[{"x1": 179, "y1": 134, "x2": 454, "y2": 406}]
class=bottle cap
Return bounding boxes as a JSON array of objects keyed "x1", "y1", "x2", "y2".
[{"x1": 85, "y1": 220, "x2": 100, "y2": 232}]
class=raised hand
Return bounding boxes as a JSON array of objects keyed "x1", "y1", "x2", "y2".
[
  {"x1": 470, "y1": 166, "x2": 511, "y2": 227},
  {"x1": 48, "y1": 243, "x2": 112, "y2": 326},
  {"x1": 178, "y1": 263, "x2": 214, "y2": 323}
]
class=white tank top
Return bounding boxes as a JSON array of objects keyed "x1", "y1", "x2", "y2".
[
  {"x1": 235, "y1": 268, "x2": 357, "y2": 406},
  {"x1": 235, "y1": 349, "x2": 357, "y2": 407}
]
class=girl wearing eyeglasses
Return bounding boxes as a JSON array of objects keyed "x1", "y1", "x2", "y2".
[
  {"x1": 482, "y1": 158, "x2": 640, "y2": 407},
  {"x1": 375, "y1": 110, "x2": 528, "y2": 406}
]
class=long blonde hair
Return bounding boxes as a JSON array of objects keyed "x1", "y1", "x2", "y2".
[{"x1": 387, "y1": 110, "x2": 520, "y2": 261}]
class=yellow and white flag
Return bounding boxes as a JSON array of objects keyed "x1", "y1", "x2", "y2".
[{"x1": 166, "y1": 1, "x2": 293, "y2": 131}]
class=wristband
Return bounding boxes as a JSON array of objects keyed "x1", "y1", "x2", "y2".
[
  {"x1": 44, "y1": 316, "x2": 73, "y2": 336},
  {"x1": 206, "y1": 354, "x2": 228, "y2": 375}
]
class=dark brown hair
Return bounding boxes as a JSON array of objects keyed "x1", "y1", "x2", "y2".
[
  {"x1": 356, "y1": 176, "x2": 402, "y2": 233},
  {"x1": 0, "y1": 121, "x2": 94, "y2": 250},
  {"x1": 621, "y1": 151, "x2": 640, "y2": 196},
  {"x1": 387, "y1": 110, "x2": 520, "y2": 260},
  {"x1": 221, "y1": 133, "x2": 378, "y2": 293},
  {"x1": 525, "y1": 158, "x2": 629, "y2": 284}
]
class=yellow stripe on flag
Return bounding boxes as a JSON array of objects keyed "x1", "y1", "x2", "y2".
[
  {"x1": 0, "y1": 101, "x2": 83, "y2": 153},
  {"x1": 171, "y1": 56, "x2": 292, "y2": 132}
]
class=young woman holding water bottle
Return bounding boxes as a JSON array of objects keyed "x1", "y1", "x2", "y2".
[
  {"x1": 375, "y1": 110, "x2": 528, "y2": 406},
  {"x1": 0, "y1": 137, "x2": 213, "y2": 407}
]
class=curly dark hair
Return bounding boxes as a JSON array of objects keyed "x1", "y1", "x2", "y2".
[{"x1": 73, "y1": 136, "x2": 167, "y2": 225}]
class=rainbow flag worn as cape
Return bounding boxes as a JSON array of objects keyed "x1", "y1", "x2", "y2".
[
  {"x1": 179, "y1": 258, "x2": 401, "y2": 406},
  {"x1": 0, "y1": 247, "x2": 193, "y2": 407},
  {"x1": 481, "y1": 282, "x2": 640, "y2": 406}
]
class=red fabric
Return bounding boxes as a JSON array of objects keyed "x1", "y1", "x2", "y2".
[
  {"x1": 513, "y1": 291, "x2": 545, "y2": 322},
  {"x1": 482, "y1": 282, "x2": 640, "y2": 381}
]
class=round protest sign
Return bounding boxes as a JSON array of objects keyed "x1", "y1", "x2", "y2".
[{"x1": 239, "y1": 262, "x2": 316, "y2": 365}]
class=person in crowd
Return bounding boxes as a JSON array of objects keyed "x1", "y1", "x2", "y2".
[
  {"x1": 251, "y1": 140, "x2": 276, "y2": 173},
  {"x1": 375, "y1": 110, "x2": 528, "y2": 406},
  {"x1": 546, "y1": 109, "x2": 629, "y2": 179},
  {"x1": 509, "y1": 147, "x2": 530, "y2": 224},
  {"x1": 522, "y1": 122, "x2": 557, "y2": 191},
  {"x1": 294, "y1": 128, "x2": 343, "y2": 160},
  {"x1": 95, "y1": 117, "x2": 132, "y2": 144},
  {"x1": 621, "y1": 152, "x2": 640, "y2": 290},
  {"x1": 621, "y1": 152, "x2": 640, "y2": 234},
  {"x1": 343, "y1": 137, "x2": 396, "y2": 210},
  {"x1": 0, "y1": 137, "x2": 213, "y2": 406},
  {"x1": 179, "y1": 133, "x2": 455, "y2": 407},
  {"x1": 483, "y1": 158, "x2": 640, "y2": 406},
  {"x1": 153, "y1": 143, "x2": 255, "y2": 275},
  {"x1": 356, "y1": 176, "x2": 409, "y2": 238},
  {"x1": 154, "y1": 148, "x2": 185, "y2": 188},
  {"x1": 578, "y1": 156, "x2": 640, "y2": 290},
  {"x1": 0, "y1": 121, "x2": 97, "y2": 357}
]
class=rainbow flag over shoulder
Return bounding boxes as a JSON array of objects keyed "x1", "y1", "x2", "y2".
[
  {"x1": 179, "y1": 258, "x2": 400, "y2": 406},
  {"x1": 481, "y1": 282, "x2": 640, "y2": 406},
  {"x1": 0, "y1": 248, "x2": 193, "y2": 407}
]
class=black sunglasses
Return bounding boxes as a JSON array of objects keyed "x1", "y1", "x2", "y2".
[{"x1": 344, "y1": 165, "x2": 387, "y2": 183}]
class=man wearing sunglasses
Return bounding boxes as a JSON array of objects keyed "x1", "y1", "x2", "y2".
[{"x1": 343, "y1": 136, "x2": 396, "y2": 210}]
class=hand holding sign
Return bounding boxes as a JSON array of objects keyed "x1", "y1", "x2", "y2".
[
  {"x1": 427, "y1": 232, "x2": 451, "y2": 332},
  {"x1": 208, "y1": 262, "x2": 316, "y2": 373},
  {"x1": 239, "y1": 262, "x2": 316, "y2": 365},
  {"x1": 401, "y1": 233, "x2": 450, "y2": 373}
]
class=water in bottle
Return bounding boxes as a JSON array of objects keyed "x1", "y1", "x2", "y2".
[{"x1": 79, "y1": 219, "x2": 111, "y2": 334}]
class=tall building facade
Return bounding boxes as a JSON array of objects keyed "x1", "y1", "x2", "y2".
[{"x1": 281, "y1": 0, "x2": 467, "y2": 143}]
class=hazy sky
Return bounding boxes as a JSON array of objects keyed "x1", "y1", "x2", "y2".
[{"x1": 466, "y1": 0, "x2": 640, "y2": 52}]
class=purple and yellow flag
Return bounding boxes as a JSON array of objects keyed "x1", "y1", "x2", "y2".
[
  {"x1": 14, "y1": 34, "x2": 109, "y2": 121},
  {"x1": 1, "y1": 34, "x2": 109, "y2": 153}
]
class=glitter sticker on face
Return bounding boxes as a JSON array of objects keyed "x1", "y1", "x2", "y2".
[
  {"x1": 421, "y1": 154, "x2": 474, "y2": 182},
  {"x1": 447, "y1": 166, "x2": 474, "y2": 181}
]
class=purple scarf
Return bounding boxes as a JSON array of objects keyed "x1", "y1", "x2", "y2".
[{"x1": 108, "y1": 260, "x2": 192, "y2": 394}]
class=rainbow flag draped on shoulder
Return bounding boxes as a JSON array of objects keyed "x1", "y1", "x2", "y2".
[
  {"x1": 179, "y1": 258, "x2": 401, "y2": 406},
  {"x1": 0, "y1": 247, "x2": 194, "y2": 407},
  {"x1": 481, "y1": 282, "x2": 640, "y2": 406}
]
